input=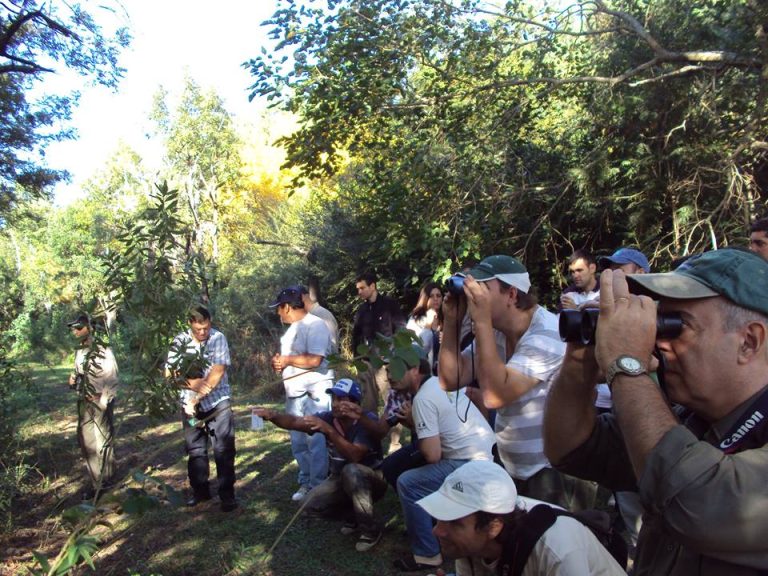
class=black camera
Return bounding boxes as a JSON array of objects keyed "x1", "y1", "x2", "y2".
[
  {"x1": 70, "y1": 373, "x2": 84, "y2": 390},
  {"x1": 445, "y1": 275, "x2": 465, "y2": 296},
  {"x1": 386, "y1": 413, "x2": 399, "y2": 427},
  {"x1": 559, "y1": 308, "x2": 682, "y2": 345}
]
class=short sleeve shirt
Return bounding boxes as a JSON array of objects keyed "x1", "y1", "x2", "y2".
[{"x1": 168, "y1": 327, "x2": 231, "y2": 411}]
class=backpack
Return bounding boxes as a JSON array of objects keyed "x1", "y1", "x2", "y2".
[{"x1": 503, "y1": 504, "x2": 628, "y2": 576}]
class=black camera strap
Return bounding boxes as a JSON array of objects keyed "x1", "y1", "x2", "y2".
[{"x1": 709, "y1": 386, "x2": 768, "y2": 454}]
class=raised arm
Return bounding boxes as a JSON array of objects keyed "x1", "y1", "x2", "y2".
[
  {"x1": 543, "y1": 343, "x2": 600, "y2": 465},
  {"x1": 438, "y1": 293, "x2": 473, "y2": 391}
]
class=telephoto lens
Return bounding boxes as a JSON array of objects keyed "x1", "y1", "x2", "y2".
[{"x1": 445, "y1": 275, "x2": 465, "y2": 296}]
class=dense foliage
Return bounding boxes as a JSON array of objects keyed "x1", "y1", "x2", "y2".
[{"x1": 247, "y1": 0, "x2": 768, "y2": 304}]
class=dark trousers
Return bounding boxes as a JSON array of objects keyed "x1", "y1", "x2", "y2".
[
  {"x1": 381, "y1": 440, "x2": 426, "y2": 489},
  {"x1": 183, "y1": 400, "x2": 236, "y2": 501},
  {"x1": 516, "y1": 466, "x2": 598, "y2": 512}
]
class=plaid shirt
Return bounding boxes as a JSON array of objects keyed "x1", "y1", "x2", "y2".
[{"x1": 168, "y1": 327, "x2": 231, "y2": 412}]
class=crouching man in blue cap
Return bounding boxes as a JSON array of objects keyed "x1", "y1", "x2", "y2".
[{"x1": 254, "y1": 378, "x2": 387, "y2": 552}]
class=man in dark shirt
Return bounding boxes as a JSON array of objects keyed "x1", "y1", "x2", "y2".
[
  {"x1": 254, "y1": 378, "x2": 387, "y2": 552},
  {"x1": 544, "y1": 248, "x2": 768, "y2": 575},
  {"x1": 351, "y1": 271, "x2": 406, "y2": 413}
]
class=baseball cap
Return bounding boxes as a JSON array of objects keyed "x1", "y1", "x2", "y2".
[
  {"x1": 627, "y1": 248, "x2": 768, "y2": 316},
  {"x1": 599, "y1": 248, "x2": 650, "y2": 273},
  {"x1": 416, "y1": 461, "x2": 517, "y2": 521},
  {"x1": 326, "y1": 378, "x2": 363, "y2": 402},
  {"x1": 66, "y1": 314, "x2": 90, "y2": 329},
  {"x1": 268, "y1": 287, "x2": 303, "y2": 308},
  {"x1": 459, "y1": 255, "x2": 531, "y2": 293}
]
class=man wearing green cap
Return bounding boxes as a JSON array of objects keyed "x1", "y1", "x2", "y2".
[
  {"x1": 544, "y1": 248, "x2": 768, "y2": 575},
  {"x1": 439, "y1": 255, "x2": 594, "y2": 511}
]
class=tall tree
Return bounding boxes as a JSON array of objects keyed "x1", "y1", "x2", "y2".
[
  {"x1": 246, "y1": 0, "x2": 767, "y2": 302},
  {"x1": 0, "y1": 0, "x2": 130, "y2": 220}
]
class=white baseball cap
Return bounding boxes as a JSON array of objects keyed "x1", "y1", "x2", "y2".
[{"x1": 416, "y1": 461, "x2": 517, "y2": 521}]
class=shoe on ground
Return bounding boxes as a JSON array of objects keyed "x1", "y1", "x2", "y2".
[
  {"x1": 393, "y1": 555, "x2": 442, "y2": 571},
  {"x1": 355, "y1": 529, "x2": 382, "y2": 552},
  {"x1": 291, "y1": 485, "x2": 311, "y2": 502},
  {"x1": 186, "y1": 493, "x2": 212, "y2": 507},
  {"x1": 220, "y1": 498, "x2": 238, "y2": 512},
  {"x1": 340, "y1": 520, "x2": 358, "y2": 535}
]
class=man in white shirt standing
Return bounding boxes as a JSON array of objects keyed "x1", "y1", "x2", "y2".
[{"x1": 270, "y1": 286, "x2": 335, "y2": 501}]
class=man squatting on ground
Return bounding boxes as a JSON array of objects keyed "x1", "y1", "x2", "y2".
[
  {"x1": 417, "y1": 460, "x2": 624, "y2": 576},
  {"x1": 544, "y1": 248, "x2": 768, "y2": 575},
  {"x1": 68, "y1": 313, "x2": 118, "y2": 499},
  {"x1": 439, "y1": 255, "x2": 596, "y2": 510},
  {"x1": 167, "y1": 305, "x2": 237, "y2": 512},
  {"x1": 269, "y1": 286, "x2": 335, "y2": 502},
  {"x1": 254, "y1": 378, "x2": 387, "y2": 552}
]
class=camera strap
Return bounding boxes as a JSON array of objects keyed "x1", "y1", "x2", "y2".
[{"x1": 706, "y1": 386, "x2": 768, "y2": 454}]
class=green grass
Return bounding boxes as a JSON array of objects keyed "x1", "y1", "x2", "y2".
[{"x1": 1, "y1": 364, "x2": 432, "y2": 576}]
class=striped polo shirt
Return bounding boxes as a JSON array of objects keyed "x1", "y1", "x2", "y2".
[{"x1": 463, "y1": 306, "x2": 565, "y2": 479}]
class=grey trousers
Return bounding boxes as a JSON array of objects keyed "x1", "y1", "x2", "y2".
[
  {"x1": 304, "y1": 463, "x2": 388, "y2": 535},
  {"x1": 77, "y1": 399, "x2": 115, "y2": 489}
]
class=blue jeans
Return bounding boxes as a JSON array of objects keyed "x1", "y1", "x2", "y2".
[
  {"x1": 285, "y1": 385, "x2": 330, "y2": 488},
  {"x1": 397, "y1": 459, "x2": 468, "y2": 559}
]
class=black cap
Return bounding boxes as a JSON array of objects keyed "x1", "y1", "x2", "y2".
[
  {"x1": 268, "y1": 287, "x2": 304, "y2": 308},
  {"x1": 66, "y1": 314, "x2": 90, "y2": 329}
]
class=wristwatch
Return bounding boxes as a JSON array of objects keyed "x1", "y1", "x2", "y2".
[{"x1": 606, "y1": 355, "x2": 647, "y2": 389}]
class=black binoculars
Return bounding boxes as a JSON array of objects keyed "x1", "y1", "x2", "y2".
[{"x1": 559, "y1": 308, "x2": 683, "y2": 345}]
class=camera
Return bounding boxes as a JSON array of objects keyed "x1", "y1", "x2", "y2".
[
  {"x1": 70, "y1": 373, "x2": 84, "y2": 390},
  {"x1": 386, "y1": 413, "x2": 400, "y2": 427},
  {"x1": 559, "y1": 308, "x2": 682, "y2": 345},
  {"x1": 445, "y1": 275, "x2": 465, "y2": 296}
]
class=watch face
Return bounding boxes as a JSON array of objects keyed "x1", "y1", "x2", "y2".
[{"x1": 618, "y1": 356, "x2": 643, "y2": 373}]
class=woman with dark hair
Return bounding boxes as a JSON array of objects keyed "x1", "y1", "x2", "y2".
[{"x1": 406, "y1": 282, "x2": 443, "y2": 374}]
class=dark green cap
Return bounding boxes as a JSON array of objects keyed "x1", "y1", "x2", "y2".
[
  {"x1": 460, "y1": 255, "x2": 531, "y2": 293},
  {"x1": 627, "y1": 248, "x2": 768, "y2": 316}
]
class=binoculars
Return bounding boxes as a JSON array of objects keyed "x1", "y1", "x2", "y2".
[
  {"x1": 559, "y1": 308, "x2": 683, "y2": 345},
  {"x1": 445, "y1": 275, "x2": 465, "y2": 296}
]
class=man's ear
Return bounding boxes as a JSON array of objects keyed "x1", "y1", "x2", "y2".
[
  {"x1": 486, "y1": 517, "x2": 504, "y2": 539},
  {"x1": 739, "y1": 321, "x2": 767, "y2": 364},
  {"x1": 507, "y1": 286, "x2": 518, "y2": 306},
  {"x1": 589, "y1": 263, "x2": 597, "y2": 274}
]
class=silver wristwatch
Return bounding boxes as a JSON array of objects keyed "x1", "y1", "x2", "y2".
[{"x1": 606, "y1": 355, "x2": 647, "y2": 389}]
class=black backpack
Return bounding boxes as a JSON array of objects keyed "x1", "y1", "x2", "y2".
[{"x1": 502, "y1": 504, "x2": 628, "y2": 576}]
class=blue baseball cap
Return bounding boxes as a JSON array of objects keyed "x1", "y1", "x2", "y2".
[
  {"x1": 326, "y1": 378, "x2": 363, "y2": 402},
  {"x1": 599, "y1": 248, "x2": 650, "y2": 273}
]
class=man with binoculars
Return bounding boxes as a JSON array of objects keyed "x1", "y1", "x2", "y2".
[
  {"x1": 439, "y1": 255, "x2": 595, "y2": 511},
  {"x1": 544, "y1": 248, "x2": 768, "y2": 575}
]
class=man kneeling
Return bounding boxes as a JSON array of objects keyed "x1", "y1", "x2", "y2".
[
  {"x1": 417, "y1": 461, "x2": 624, "y2": 575},
  {"x1": 254, "y1": 378, "x2": 386, "y2": 552}
]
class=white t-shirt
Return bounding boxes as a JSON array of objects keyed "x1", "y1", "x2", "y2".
[
  {"x1": 280, "y1": 313, "x2": 334, "y2": 397},
  {"x1": 412, "y1": 376, "x2": 494, "y2": 461},
  {"x1": 454, "y1": 511, "x2": 624, "y2": 576}
]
